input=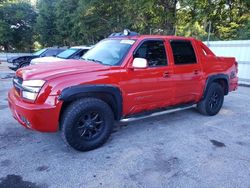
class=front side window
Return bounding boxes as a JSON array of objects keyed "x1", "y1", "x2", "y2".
[
  {"x1": 134, "y1": 40, "x2": 167, "y2": 67},
  {"x1": 170, "y1": 40, "x2": 197, "y2": 65},
  {"x1": 82, "y1": 39, "x2": 135, "y2": 65}
]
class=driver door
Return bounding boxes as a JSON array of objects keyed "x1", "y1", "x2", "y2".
[{"x1": 120, "y1": 39, "x2": 174, "y2": 116}]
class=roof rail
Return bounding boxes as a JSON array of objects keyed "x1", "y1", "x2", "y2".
[{"x1": 109, "y1": 29, "x2": 139, "y2": 38}]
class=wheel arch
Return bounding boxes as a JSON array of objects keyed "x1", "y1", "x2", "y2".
[
  {"x1": 58, "y1": 85, "x2": 123, "y2": 122},
  {"x1": 19, "y1": 61, "x2": 30, "y2": 68},
  {"x1": 203, "y1": 74, "x2": 229, "y2": 99}
]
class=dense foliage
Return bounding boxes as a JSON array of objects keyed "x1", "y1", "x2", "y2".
[
  {"x1": 0, "y1": 0, "x2": 249, "y2": 51},
  {"x1": 0, "y1": 0, "x2": 37, "y2": 51}
]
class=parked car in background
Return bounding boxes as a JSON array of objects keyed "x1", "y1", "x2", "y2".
[
  {"x1": 7, "y1": 47, "x2": 67, "y2": 71},
  {"x1": 30, "y1": 46, "x2": 92, "y2": 65}
]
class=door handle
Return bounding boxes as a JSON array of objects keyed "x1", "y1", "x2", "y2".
[
  {"x1": 194, "y1": 70, "x2": 199, "y2": 75},
  {"x1": 163, "y1": 72, "x2": 170, "y2": 78}
]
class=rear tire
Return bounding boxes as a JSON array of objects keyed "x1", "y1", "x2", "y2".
[
  {"x1": 197, "y1": 83, "x2": 224, "y2": 116},
  {"x1": 61, "y1": 98, "x2": 114, "y2": 151}
]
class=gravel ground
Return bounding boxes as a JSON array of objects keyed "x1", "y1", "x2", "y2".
[{"x1": 0, "y1": 62, "x2": 250, "y2": 188}]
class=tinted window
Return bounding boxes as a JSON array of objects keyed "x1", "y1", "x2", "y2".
[
  {"x1": 43, "y1": 49, "x2": 64, "y2": 57},
  {"x1": 201, "y1": 48, "x2": 208, "y2": 55},
  {"x1": 57, "y1": 48, "x2": 79, "y2": 59},
  {"x1": 73, "y1": 49, "x2": 88, "y2": 59},
  {"x1": 170, "y1": 40, "x2": 197, "y2": 65},
  {"x1": 134, "y1": 40, "x2": 167, "y2": 67},
  {"x1": 33, "y1": 49, "x2": 47, "y2": 56}
]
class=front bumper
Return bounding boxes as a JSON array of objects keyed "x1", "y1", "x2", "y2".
[{"x1": 8, "y1": 88, "x2": 62, "y2": 132}]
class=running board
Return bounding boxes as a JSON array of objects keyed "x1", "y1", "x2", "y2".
[{"x1": 120, "y1": 104, "x2": 196, "y2": 123}]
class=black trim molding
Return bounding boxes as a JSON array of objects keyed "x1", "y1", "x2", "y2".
[
  {"x1": 203, "y1": 74, "x2": 229, "y2": 98},
  {"x1": 59, "y1": 84, "x2": 123, "y2": 120}
]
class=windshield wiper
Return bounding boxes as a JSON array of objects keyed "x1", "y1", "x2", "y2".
[{"x1": 82, "y1": 58, "x2": 103, "y2": 64}]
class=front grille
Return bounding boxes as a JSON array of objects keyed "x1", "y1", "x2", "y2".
[
  {"x1": 13, "y1": 76, "x2": 23, "y2": 96},
  {"x1": 13, "y1": 76, "x2": 23, "y2": 84}
]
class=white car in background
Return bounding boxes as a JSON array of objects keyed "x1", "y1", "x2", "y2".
[{"x1": 30, "y1": 46, "x2": 92, "y2": 65}]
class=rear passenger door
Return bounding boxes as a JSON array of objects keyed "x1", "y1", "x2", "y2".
[{"x1": 169, "y1": 40, "x2": 203, "y2": 104}]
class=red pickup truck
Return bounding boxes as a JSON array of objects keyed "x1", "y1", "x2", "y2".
[{"x1": 8, "y1": 30, "x2": 238, "y2": 151}]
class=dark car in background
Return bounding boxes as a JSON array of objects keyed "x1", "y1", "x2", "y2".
[
  {"x1": 30, "y1": 46, "x2": 92, "y2": 65},
  {"x1": 7, "y1": 47, "x2": 67, "y2": 71}
]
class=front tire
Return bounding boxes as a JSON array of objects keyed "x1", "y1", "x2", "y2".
[
  {"x1": 197, "y1": 83, "x2": 224, "y2": 116},
  {"x1": 61, "y1": 98, "x2": 114, "y2": 151}
]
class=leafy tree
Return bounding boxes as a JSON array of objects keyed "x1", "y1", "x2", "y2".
[
  {"x1": 0, "y1": 1, "x2": 37, "y2": 51},
  {"x1": 0, "y1": 20, "x2": 12, "y2": 50},
  {"x1": 35, "y1": 0, "x2": 57, "y2": 47},
  {"x1": 55, "y1": 0, "x2": 80, "y2": 46},
  {"x1": 74, "y1": 0, "x2": 178, "y2": 44},
  {"x1": 1, "y1": 0, "x2": 250, "y2": 51},
  {"x1": 237, "y1": 14, "x2": 250, "y2": 39},
  {"x1": 177, "y1": 0, "x2": 250, "y2": 40},
  {"x1": 75, "y1": 0, "x2": 132, "y2": 44},
  {"x1": 139, "y1": 0, "x2": 178, "y2": 34}
]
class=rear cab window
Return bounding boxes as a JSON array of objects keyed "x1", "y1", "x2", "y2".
[
  {"x1": 200, "y1": 42, "x2": 215, "y2": 56},
  {"x1": 170, "y1": 40, "x2": 197, "y2": 65}
]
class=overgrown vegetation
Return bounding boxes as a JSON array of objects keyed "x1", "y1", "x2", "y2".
[{"x1": 0, "y1": 0, "x2": 249, "y2": 51}]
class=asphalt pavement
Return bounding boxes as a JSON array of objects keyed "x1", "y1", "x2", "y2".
[{"x1": 0, "y1": 62, "x2": 250, "y2": 188}]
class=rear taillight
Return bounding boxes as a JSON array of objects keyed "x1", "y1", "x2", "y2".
[{"x1": 235, "y1": 61, "x2": 238, "y2": 73}]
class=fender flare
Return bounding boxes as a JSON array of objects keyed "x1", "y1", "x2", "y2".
[
  {"x1": 203, "y1": 74, "x2": 229, "y2": 99},
  {"x1": 59, "y1": 85, "x2": 123, "y2": 120}
]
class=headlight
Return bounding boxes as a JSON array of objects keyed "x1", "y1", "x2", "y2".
[
  {"x1": 30, "y1": 60, "x2": 36, "y2": 65},
  {"x1": 22, "y1": 91, "x2": 38, "y2": 101},
  {"x1": 23, "y1": 80, "x2": 45, "y2": 87},
  {"x1": 21, "y1": 80, "x2": 45, "y2": 101}
]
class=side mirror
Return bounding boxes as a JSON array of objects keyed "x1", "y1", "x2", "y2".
[{"x1": 132, "y1": 58, "x2": 148, "y2": 69}]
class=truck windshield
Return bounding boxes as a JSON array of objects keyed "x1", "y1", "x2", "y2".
[
  {"x1": 82, "y1": 39, "x2": 135, "y2": 65},
  {"x1": 33, "y1": 49, "x2": 47, "y2": 56},
  {"x1": 57, "y1": 48, "x2": 78, "y2": 59}
]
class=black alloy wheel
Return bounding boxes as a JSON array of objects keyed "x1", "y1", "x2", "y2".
[
  {"x1": 197, "y1": 82, "x2": 224, "y2": 116},
  {"x1": 61, "y1": 98, "x2": 114, "y2": 151},
  {"x1": 76, "y1": 111, "x2": 104, "y2": 140}
]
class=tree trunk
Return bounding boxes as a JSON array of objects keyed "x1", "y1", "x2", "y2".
[{"x1": 160, "y1": 0, "x2": 178, "y2": 35}]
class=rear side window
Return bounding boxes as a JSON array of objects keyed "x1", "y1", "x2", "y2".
[
  {"x1": 134, "y1": 40, "x2": 167, "y2": 67},
  {"x1": 201, "y1": 47, "x2": 208, "y2": 55},
  {"x1": 170, "y1": 40, "x2": 197, "y2": 65},
  {"x1": 72, "y1": 50, "x2": 88, "y2": 59},
  {"x1": 44, "y1": 49, "x2": 63, "y2": 57}
]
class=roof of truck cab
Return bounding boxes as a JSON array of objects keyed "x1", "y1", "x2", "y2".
[{"x1": 109, "y1": 35, "x2": 196, "y2": 41}]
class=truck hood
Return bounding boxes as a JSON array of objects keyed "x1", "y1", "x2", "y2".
[
  {"x1": 30, "y1": 56, "x2": 64, "y2": 65},
  {"x1": 16, "y1": 59, "x2": 110, "y2": 80}
]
